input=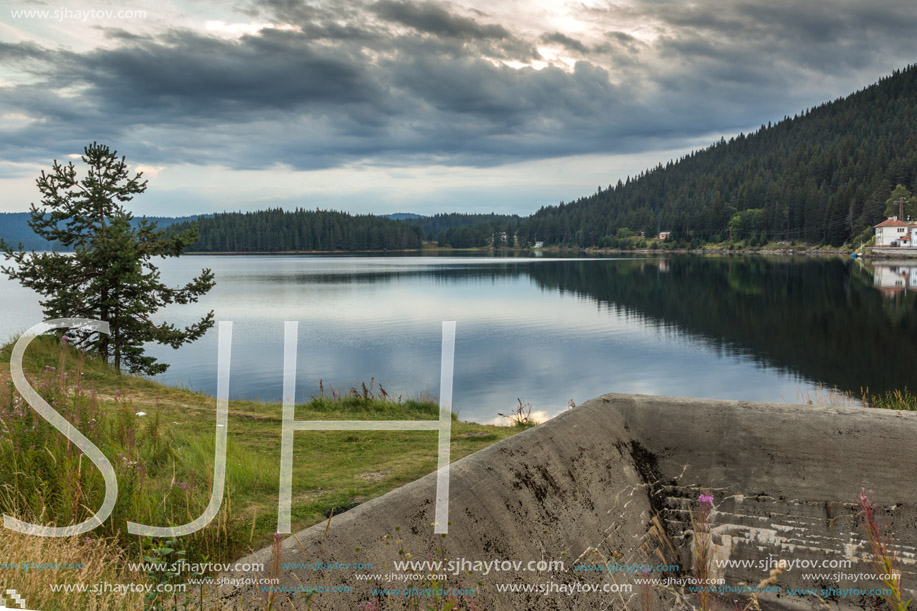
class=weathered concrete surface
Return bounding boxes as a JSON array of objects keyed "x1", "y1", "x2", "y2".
[{"x1": 216, "y1": 394, "x2": 917, "y2": 610}]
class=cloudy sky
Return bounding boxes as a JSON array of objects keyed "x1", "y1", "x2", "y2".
[{"x1": 1, "y1": 0, "x2": 915, "y2": 216}]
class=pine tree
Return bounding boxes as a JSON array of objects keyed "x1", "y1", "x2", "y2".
[
  {"x1": 0, "y1": 142, "x2": 215, "y2": 375},
  {"x1": 884, "y1": 184, "x2": 917, "y2": 220}
]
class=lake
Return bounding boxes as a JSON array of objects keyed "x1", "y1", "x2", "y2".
[{"x1": 2, "y1": 254, "x2": 916, "y2": 423}]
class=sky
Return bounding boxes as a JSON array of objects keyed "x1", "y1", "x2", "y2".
[{"x1": 1, "y1": 0, "x2": 916, "y2": 217}]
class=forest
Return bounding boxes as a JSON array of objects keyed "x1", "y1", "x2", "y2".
[
  {"x1": 408, "y1": 213, "x2": 521, "y2": 247},
  {"x1": 515, "y1": 65, "x2": 917, "y2": 248},
  {"x1": 169, "y1": 208, "x2": 423, "y2": 252},
  {"x1": 171, "y1": 211, "x2": 522, "y2": 251}
]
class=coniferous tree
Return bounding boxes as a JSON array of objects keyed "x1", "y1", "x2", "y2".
[
  {"x1": 884, "y1": 184, "x2": 917, "y2": 220},
  {"x1": 1, "y1": 143, "x2": 215, "y2": 375}
]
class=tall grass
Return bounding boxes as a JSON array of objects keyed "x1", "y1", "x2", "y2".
[
  {"x1": 0, "y1": 337, "x2": 245, "y2": 572},
  {"x1": 0, "y1": 336, "x2": 518, "y2": 609},
  {"x1": 792, "y1": 385, "x2": 917, "y2": 411},
  {"x1": 0, "y1": 525, "x2": 144, "y2": 610},
  {"x1": 862, "y1": 388, "x2": 917, "y2": 411}
]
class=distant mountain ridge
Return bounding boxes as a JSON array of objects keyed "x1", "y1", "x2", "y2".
[{"x1": 0, "y1": 212, "x2": 203, "y2": 251}]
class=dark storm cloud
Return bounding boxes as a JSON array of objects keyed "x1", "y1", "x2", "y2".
[
  {"x1": 1, "y1": 0, "x2": 917, "y2": 171},
  {"x1": 0, "y1": 40, "x2": 50, "y2": 61},
  {"x1": 540, "y1": 32, "x2": 588, "y2": 55},
  {"x1": 640, "y1": 0, "x2": 917, "y2": 71},
  {"x1": 371, "y1": 0, "x2": 510, "y2": 40},
  {"x1": 79, "y1": 29, "x2": 378, "y2": 114}
]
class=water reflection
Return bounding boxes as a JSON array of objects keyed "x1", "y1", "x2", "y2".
[
  {"x1": 2, "y1": 255, "x2": 916, "y2": 422},
  {"x1": 868, "y1": 261, "x2": 917, "y2": 295}
]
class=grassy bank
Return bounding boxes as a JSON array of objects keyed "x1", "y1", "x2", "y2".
[{"x1": 0, "y1": 337, "x2": 518, "y2": 609}]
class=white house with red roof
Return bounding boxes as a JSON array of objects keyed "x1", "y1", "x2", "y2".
[{"x1": 874, "y1": 217, "x2": 917, "y2": 247}]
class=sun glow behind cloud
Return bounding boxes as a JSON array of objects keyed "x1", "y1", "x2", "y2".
[{"x1": 203, "y1": 20, "x2": 300, "y2": 38}]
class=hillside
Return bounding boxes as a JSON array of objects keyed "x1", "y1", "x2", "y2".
[{"x1": 516, "y1": 65, "x2": 917, "y2": 248}]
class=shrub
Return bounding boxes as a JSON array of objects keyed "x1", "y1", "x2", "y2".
[{"x1": 498, "y1": 398, "x2": 537, "y2": 428}]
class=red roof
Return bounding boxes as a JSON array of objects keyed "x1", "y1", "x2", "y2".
[{"x1": 875, "y1": 218, "x2": 911, "y2": 228}]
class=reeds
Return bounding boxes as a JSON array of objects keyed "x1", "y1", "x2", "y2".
[
  {"x1": 862, "y1": 387, "x2": 917, "y2": 411},
  {"x1": 793, "y1": 385, "x2": 861, "y2": 408}
]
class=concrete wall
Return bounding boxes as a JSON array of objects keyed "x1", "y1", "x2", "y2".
[{"x1": 216, "y1": 394, "x2": 917, "y2": 610}]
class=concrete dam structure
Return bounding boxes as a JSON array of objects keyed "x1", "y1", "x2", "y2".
[{"x1": 218, "y1": 394, "x2": 917, "y2": 609}]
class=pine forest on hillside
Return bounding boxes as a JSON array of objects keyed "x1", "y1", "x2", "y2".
[{"x1": 515, "y1": 65, "x2": 917, "y2": 248}]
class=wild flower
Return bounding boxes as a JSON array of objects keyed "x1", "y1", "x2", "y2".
[
  {"x1": 857, "y1": 489, "x2": 911, "y2": 611},
  {"x1": 691, "y1": 490, "x2": 716, "y2": 611}
]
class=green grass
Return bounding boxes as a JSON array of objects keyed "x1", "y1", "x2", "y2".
[
  {"x1": 864, "y1": 388, "x2": 917, "y2": 411},
  {"x1": 0, "y1": 336, "x2": 519, "y2": 570}
]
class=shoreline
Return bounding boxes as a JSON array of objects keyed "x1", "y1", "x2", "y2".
[{"x1": 181, "y1": 245, "x2": 856, "y2": 257}]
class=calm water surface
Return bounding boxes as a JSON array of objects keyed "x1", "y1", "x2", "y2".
[{"x1": 3, "y1": 254, "x2": 916, "y2": 423}]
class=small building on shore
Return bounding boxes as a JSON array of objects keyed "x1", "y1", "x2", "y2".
[{"x1": 874, "y1": 217, "x2": 917, "y2": 247}]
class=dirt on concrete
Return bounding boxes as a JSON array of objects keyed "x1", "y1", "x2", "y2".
[{"x1": 213, "y1": 394, "x2": 917, "y2": 610}]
